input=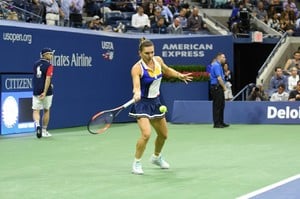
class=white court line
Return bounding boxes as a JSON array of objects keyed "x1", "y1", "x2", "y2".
[{"x1": 236, "y1": 174, "x2": 300, "y2": 199}]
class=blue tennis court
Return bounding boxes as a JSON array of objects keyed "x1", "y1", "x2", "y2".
[{"x1": 237, "y1": 174, "x2": 300, "y2": 199}]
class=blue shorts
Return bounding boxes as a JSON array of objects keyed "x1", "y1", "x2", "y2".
[{"x1": 129, "y1": 97, "x2": 165, "y2": 119}]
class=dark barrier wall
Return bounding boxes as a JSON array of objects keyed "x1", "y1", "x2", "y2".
[
  {"x1": 0, "y1": 21, "x2": 233, "y2": 130},
  {"x1": 172, "y1": 101, "x2": 300, "y2": 124}
]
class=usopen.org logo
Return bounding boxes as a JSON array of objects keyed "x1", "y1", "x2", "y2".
[{"x1": 101, "y1": 41, "x2": 114, "y2": 60}]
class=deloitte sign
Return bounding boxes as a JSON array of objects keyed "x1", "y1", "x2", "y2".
[{"x1": 267, "y1": 106, "x2": 300, "y2": 119}]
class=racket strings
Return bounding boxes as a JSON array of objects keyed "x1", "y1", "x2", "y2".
[{"x1": 88, "y1": 112, "x2": 114, "y2": 134}]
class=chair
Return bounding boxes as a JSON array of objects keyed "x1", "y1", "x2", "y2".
[
  {"x1": 104, "y1": 11, "x2": 124, "y2": 25},
  {"x1": 121, "y1": 12, "x2": 134, "y2": 21}
]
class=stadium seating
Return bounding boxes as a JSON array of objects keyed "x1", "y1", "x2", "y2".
[{"x1": 103, "y1": 10, "x2": 124, "y2": 25}]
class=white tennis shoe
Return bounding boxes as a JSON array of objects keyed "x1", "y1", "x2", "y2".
[
  {"x1": 132, "y1": 161, "x2": 144, "y2": 175},
  {"x1": 42, "y1": 131, "x2": 52, "y2": 137},
  {"x1": 151, "y1": 154, "x2": 170, "y2": 169}
]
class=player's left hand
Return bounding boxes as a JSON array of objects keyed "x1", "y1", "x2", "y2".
[{"x1": 178, "y1": 73, "x2": 193, "y2": 84}]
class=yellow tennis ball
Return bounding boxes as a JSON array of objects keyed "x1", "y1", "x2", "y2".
[{"x1": 159, "y1": 105, "x2": 167, "y2": 113}]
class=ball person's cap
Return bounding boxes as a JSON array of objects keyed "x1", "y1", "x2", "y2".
[{"x1": 41, "y1": 47, "x2": 55, "y2": 55}]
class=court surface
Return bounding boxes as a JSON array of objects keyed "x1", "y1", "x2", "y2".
[
  {"x1": 1, "y1": 123, "x2": 300, "y2": 199},
  {"x1": 237, "y1": 174, "x2": 300, "y2": 199}
]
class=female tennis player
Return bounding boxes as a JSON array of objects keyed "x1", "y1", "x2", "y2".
[{"x1": 129, "y1": 38, "x2": 193, "y2": 175}]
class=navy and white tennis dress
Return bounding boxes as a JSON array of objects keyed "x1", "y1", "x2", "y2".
[{"x1": 129, "y1": 58, "x2": 165, "y2": 119}]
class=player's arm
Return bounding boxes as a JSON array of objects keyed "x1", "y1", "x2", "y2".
[
  {"x1": 131, "y1": 64, "x2": 142, "y2": 102},
  {"x1": 156, "y1": 56, "x2": 193, "y2": 84},
  {"x1": 39, "y1": 65, "x2": 53, "y2": 99}
]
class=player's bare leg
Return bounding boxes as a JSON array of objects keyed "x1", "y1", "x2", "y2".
[
  {"x1": 150, "y1": 118, "x2": 170, "y2": 169},
  {"x1": 132, "y1": 118, "x2": 151, "y2": 174},
  {"x1": 135, "y1": 118, "x2": 152, "y2": 159},
  {"x1": 151, "y1": 118, "x2": 168, "y2": 156}
]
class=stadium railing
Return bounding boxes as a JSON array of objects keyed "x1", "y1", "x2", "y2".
[
  {"x1": 256, "y1": 32, "x2": 289, "y2": 87},
  {"x1": 0, "y1": 0, "x2": 43, "y2": 23},
  {"x1": 231, "y1": 83, "x2": 256, "y2": 101}
]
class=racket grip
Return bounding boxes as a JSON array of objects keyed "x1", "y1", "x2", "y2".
[{"x1": 123, "y1": 99, "x2": 135, "y2": 108}]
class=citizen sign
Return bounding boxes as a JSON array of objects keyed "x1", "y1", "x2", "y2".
[
  {"x1": 5, "y1": 78, "x2": 32, "y2": 90},
  {"x1": 267, "y1": 106, "x2": 300, "y2": 119}
]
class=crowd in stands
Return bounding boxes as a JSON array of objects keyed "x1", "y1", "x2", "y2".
[
  {"x1": 0, "y1": 0, "x2": 210, "y2": 34},
  {"x1": 2, "y1": 0, "x2": 299, "y2": 35},
  {"x1": 247, "y1": 49, "x2": 300, "y2": 101},
  {"x1": 227, "y1": 0, "x2": 300, "y2": 36}
]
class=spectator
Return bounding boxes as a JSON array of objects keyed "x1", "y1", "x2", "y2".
[
  {"x1": 85, "y1": 0, "x2": 101, "y2": 17},
  {"x1": 30, "y1": 0, "x2": 45, "y2": 23},
  {"x1": 150, "y1": 6, "x2": 163, "y2": 27},
  {"x1": 131, "y1": 6, "x2": 150, "y2": 31},
  {"x1": 151, "y1": 16, "x2": 167, "y2": 34},
  {"x1": 267, "y1": 12, "x2": 282, "y2": 32},
  {"x1": 223, "y1": 62, "x2": 233, "y2": 100},
  {"x1": 167, "y1": 17, "x2": 183, "y2": 34},
  {"x1": 261, "y1": 0, "x2": 270, "y2": 11},
  {"x1": 69, "y1": 0, "x2": 84, "y2": 28},
  {"x1": 177, "y1": 8, "x2": 188, "y2": 29},
  {"x1": 228, "y1": 1, "x2": 242, "y2": 33},
  {"x1": 268, "y1": 66, "x2": 289, "y2": 96},
  {"x1": 270, "y1": 83, "x2": 289, "y2": 101},
  {"x1": 60, "y1": 0, "x2": 71, "y2": 26},
  {"x1": 39, "y1": 0, "x2": 60, "y2": 25},
  {"x1": 169, "y1": 0, "x2": 182, "y2": 17},
  {"x1": 288, "y1": 66, "x2": 299, "y2": 91},
  {"x1": 156, "y1": 0, "x2": 173, "y2": 25},
  {"x1": 88, "y1": 15, "x2": 101, "y2": 30},
  {"x1": 252, "y1": 1, "x2": 268, "y2": 23},
  {"x1": 143, "y1": 1, "x2": 155, "y2": 19},
  {"x1": 296, "y1": 15, "x2": 300, "y2": 30},
  {"x1": 283, "y1": 51, "x2": 300, "y2": 75},
  {"x1": 247, "y1": 84, "x2": 268, "y2": 101},
  {"x1": 187, "y1": 7, "x2": 207, "y2": 33},
  {"x1": 288, "y1": 80, "x2": 300, "y2": 101},
  {"x1": 269, "y1": 0, "x2": 283, "y2": 14},
  {"x1": 280, "y1": 11, "x2": 296, "y2": 35},
  {"x1": 282, "y1": 0, "x2": 298, "y2": 18}
]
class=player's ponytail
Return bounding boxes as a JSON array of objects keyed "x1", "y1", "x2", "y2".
[{"x1": 139, "y1": 37, "x2": 153, "y2": 51}]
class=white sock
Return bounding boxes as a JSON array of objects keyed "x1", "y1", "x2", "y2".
[
  {"x1": 134, "y1": 158, "x2": 141, "y2": 162},
  {"x1": 35, "y1": 121, "x2": 40, "y2": 127},
  {"x1": 42, "y1": 126, "x2": 47, "y2": 133},
  {"x1": 153, "y1": 154, "x2": 160, "y2": 159}
]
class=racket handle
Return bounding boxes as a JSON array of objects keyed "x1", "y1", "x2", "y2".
[{"x1": 123, "y1": 99, "x2": 135, "y2": 108}]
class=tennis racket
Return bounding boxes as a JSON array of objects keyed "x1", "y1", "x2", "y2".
[{"x1": 87, "y1": 99, "x2": 135, "y2": 134}]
